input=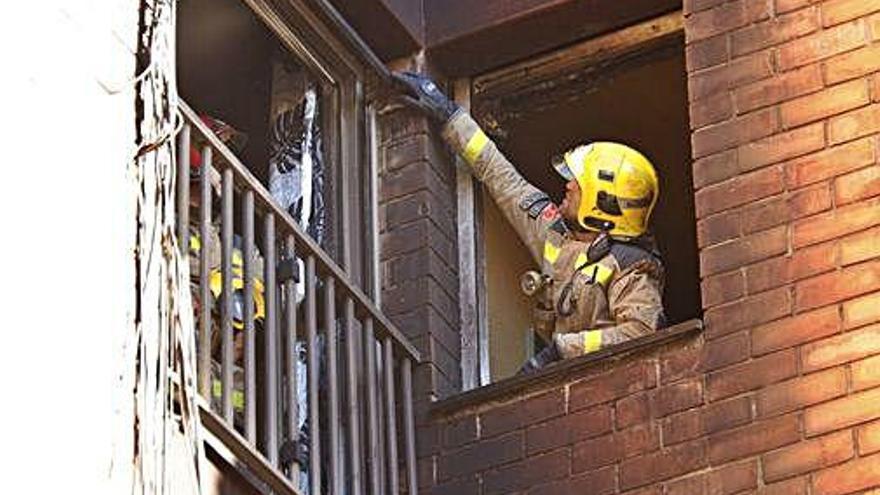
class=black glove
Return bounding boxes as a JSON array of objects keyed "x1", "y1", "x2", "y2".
[
  {"x1": 392, "y1": 71, "x2": 459, "y2": 123},
  {"x1": 518, "y1": 343, "x2": 561, "y2": 375}
]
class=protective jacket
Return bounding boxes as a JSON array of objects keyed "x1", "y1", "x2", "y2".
[{"x1": 443, "y1": 111, "x2": 666, "y2": 358}]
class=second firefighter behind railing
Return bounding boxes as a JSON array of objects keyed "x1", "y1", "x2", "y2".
[
  {"x1": 186, "y1": 116, "x2": 267, "y2": 426},
  {"x1": 394, "y1": 72, "x2": 667, "y2": 374}
]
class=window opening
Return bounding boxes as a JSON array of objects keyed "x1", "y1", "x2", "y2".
[{"x1": 471, "y1": 39, "x2": 701, "y2": 382}]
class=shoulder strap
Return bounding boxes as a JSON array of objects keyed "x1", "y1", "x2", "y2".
[{"x1": 609, "y1": 237, "x2": 663, "y2": 271}]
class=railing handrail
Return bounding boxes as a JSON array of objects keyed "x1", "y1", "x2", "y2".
[
  {"x1": 179, "y1": 99, "x2": 419, "y2": 362},
  {"x1": 199, "y1": 400, "x2": 301, "y2": 495}
]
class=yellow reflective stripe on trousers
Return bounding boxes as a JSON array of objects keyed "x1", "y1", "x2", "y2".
[
  {"x1": 544, "y1": 241, "x2": 561, "y2": 265},
  {"x1": 582, "y1": 330, "x2": 602, "y2": 353},
  {"x1": 212, "y1": 379, "x2": 245, "y2": 411},
  {"x1": 463, "y1": 129, "x2": 489, "y2": 164}
]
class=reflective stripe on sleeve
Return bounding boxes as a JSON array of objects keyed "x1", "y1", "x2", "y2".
[
  {"x1": 543, "y1": 241, "x2": 561, "y2": 265},
  {"x1": 589, "y1": 264, "x2": 614, "y2": 287},
  {"x1": 463, "y1": 129, "x2": 489, "y2": 164},
  {"x1": 582, "y1": 330, "x2": 602, "y2": 353},
  {"x1": 575, "y1": 254, "x2": 614, "y2": 288}
]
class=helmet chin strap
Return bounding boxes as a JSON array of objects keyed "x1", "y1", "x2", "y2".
[
  {"x1": 566, "y1": 215, "x2": 611, "y2": 239},
  {"x1": 565, "y1": 218, "x2": 594, "y2": 239},
  {"x1": 563, "y1": 217, "x2": 583, "y2": 232},
  {"x1": 587, "y1": 231, "x2": 612, "y2": 264}
]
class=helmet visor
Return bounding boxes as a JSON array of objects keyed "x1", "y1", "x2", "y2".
[{"x1": 551, "y1": 153, "x2": 575, "y2": 181}]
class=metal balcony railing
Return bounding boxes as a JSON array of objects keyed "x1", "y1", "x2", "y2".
[{"x1": 176, "y1": 100, "x2": 420, "y2": 495}]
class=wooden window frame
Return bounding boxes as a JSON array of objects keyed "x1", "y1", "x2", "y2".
[{"x1": 200, "y1": 0, "x2": 381, "y2": 295}]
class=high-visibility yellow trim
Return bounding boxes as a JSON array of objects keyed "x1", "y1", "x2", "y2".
[
  {"x1": 543, "y1": 241, "x2": 561, "y2": 265},
  {"x1": 463, "y1": 129, "x2": 489, "y2": 164},
  {"x1": 212, "y1": 379, "x2": 245, "y2": 410},
  {"x1": 208, "y1": 268, "x2": 267, "y2": 325},
  {"x1": 582, "y1": 330, "x2": 602, "y2": 353},
  {"x1": 594, "y1": 264, "x2": 614, "y2": 287},
  {"x1": 578, "y1": 261, "x2": 614, "y2": 288},
  {"x1": 190, "y1": 235, "x2": 201, "y2": 253}
]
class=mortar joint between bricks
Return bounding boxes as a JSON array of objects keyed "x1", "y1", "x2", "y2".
[
  {"x1": 792, "y1": 312, "x2": 802, "y2": 376},
  {"x1": 850, "y1": 425, "x2": 861, "y2": 459},
  {"x1": 832, "y1": 238, "x2": 842, "y2": 269},
  {"x1": 746, "y1": 392, "x2": 758, "y2": 424},
  {"x1": 475, "y1": 414, "x2": 481, "y2": 439},
  {"x1": 610, "y1": 399, "x2": 618, "y2": 432},
  {"x1": 658, "y1": 408, "x2": 665, "y2": 448},
  {"x1": 614, "y1": 462, "x2": 621, "y2": 492},
  {"x1": 844, "y1": 361, "x2": 854, "y2": 395},
  {"x1": 740, "y1": 266, "x2": 749, "y2": 297},
  {"x1": 770, "y1": 47, "x2": 780, "y2": 75},
  {"x1": 563, "y1": 383, "x2": 570, "y2": 414},
  {"x1": 829, "y1": 172, "x2": 839, "y2": 210},
  {"x1": 756, "y1": 456, "x2": 766, "y2": 490},
  {"x1": 797, "y1": 411, "x2": 805, "y2": 442}
]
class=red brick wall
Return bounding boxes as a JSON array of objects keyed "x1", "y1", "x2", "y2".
[
  {"x1": 422, "y1": 334, "x2": 705, "y2": 495},
  {"x1": 414, "y1": 1, "x2": 880, "y2": 494},
  {"x1": 378, "y1": 107, "x2": 462, "y2": 405},
  {"x1": 688, "y1": 0, "x2": 880, "y2": 493}
]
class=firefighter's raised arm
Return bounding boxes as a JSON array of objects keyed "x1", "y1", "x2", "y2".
[{"x1": 393, "y1": 71, "x2": 564, "y2": 263}]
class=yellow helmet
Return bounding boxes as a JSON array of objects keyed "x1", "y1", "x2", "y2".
[{"x1": 552, "y1": 142, "x2": 659, "y2": 239}]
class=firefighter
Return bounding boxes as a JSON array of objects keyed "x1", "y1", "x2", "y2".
[
  {"x1": 394, "y1": 72, "x2": 666, "y2": 373},
  {"x1": 187, "y1": 116, "x2": 265, "y2": 425}
]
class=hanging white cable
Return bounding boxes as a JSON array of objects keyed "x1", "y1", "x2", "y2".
[{"x1": 121, "y1": 0, "x2": 205, "y2": 493}]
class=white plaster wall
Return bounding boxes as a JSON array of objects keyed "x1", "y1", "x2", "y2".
[{"x1": 0, "y1": 2, "x2": 139, "y2": 492}]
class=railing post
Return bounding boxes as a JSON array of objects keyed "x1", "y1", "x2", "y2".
[
  {"x1": 325, "y1": 277, "x2": 341, "y2": 495},
  {"x1": 401, "y1": 358, "x2": 417, "y2": 495},
  {"x1": 383, "y1": 337, "x2": 399, "y2": 495},
  {"x1": 306, "y1": 256, "x2": 322, "y2": 493},
  {"x1": 176, "y1": 124, "x2": 190, "y2": 253},
  {"x1": 221, "y1": 168, "x2": 235, "y2": 423},
  {"x1": 345, "y1": 298, "x2": 363, "y2": 495},
  {"x1": 377, "y1": 339, "x2": 387, "y2": 492},
  {"x1": 197, "y1": 146, "x2": 213, "y2": 398},
  {"x1": 242, "y1": 191, "x2": 257, "y2": 444},
  {"x1": 363, "y1": 318, "x2": 381, "y2": 495},
  {"x1": 283, "y1": 235, "x2": 300, "y2": 484},
  {"x1": 264, "y1": 213, "x2": 279, "y2": 465}
]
